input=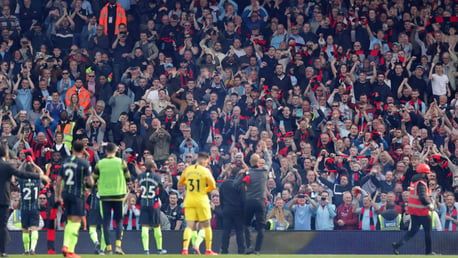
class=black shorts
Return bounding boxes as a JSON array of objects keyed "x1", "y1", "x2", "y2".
[
  {"x1": 87, "y1": 209, "x2": 102, "y2": 225},
  {"x1": 21, "y1": 209, "x2": 40, "y2": 228},
  {"x1": 140, "y1": 207, "x2": 161, "y2": 226},
  {"x1": 63, "y1": 193, "x2": 85, "y2": 217}
]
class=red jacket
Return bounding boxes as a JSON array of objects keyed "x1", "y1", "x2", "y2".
[{"x1": 334, "y1": 204, "x2": 359, "y2": 230}]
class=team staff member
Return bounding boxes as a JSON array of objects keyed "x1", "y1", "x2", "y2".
[
  {"x1": 0, "y1": 145, "x2": 50, "y2": 257},
  {"x1": 56, "y1": 140, "x2": 93, "y2": 258},
  {"x1": 220, "y1": 166, "x2": 246, "y2": 254},
  {"x1": 234, "y1": 141, "x2": 272, "y2": 254},
  {"x1": 17, "y1": 158, "x2": 46, "y2": 255},
  {"x1": 178, "y1": 152, "x2": 218, "y2": 255},
  {"x1": 392, "y1": 163, "x2": 434, "y2": 255},
  {"x1": 86, "y1": 187, "x2": 105, "y2": 254},
  {"x1": 93, "y1": 142, "x2": 130, "y2": 255},
  {"x1": 138, "y1": 160, "x2": 167, "y2": 255}
]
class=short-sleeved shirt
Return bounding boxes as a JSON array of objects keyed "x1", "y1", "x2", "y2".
[
  {"x1": 59, "y1": 156, "x2": 91, "y2": 198},
  {"x1": 18, "y1": 177, "x2": 41, "y2": 211},
  {"x1": 431, "y1": 73, "x2": 449, "y2": 96},
  {"x1": 179, "y1": 164, "x2": 216, "y2": 208},
  {"x1": 138, "y1": 171, "x2": 162, "y2": 207}
]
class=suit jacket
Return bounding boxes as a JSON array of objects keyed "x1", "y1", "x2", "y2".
[{"x1": 0, "y1": 160, "x2": 41, "y2": 206}]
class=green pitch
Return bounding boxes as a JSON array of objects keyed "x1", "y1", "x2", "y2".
[{"x1": 7, "y1": 255, "x2": 458, "y2": 258}]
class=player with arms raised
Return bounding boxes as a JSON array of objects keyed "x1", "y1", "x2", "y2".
[
  {"x1": 17, "y1": 157, "x2": 46, "y2": 255},
  {"x1": 179, "y1": 152, "x2": 218, "y2": 255}
]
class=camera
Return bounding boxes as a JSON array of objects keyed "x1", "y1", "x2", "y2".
[
  {"x1": 298, "y1": 195, "x2": 305, "y2": 198},
  {"x1": 23, "y1": 150, "x2": 33, "y2": 158}
]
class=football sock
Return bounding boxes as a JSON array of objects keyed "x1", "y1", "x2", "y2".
[
  {"x1": 182, "y1": 227, "x2": 192, "y2": 250},
  {"x1": 153, "y1": 226, "x2": 163, "y2": 250},
  {"x1": 115, "y1": 239, "x2": 122, "y2": 248},
  {"x1": 204, "y1": 227, "x2": 212, "y2": 251},
  {"x1": 89, "y1": 226, "x2": 98, "y2": 244},
  {"x1": 63, "y1": 223, "x2": 71, "y2": 248},
  {"x1": 100, "y1": 228, "x2": 106, "y2": 251},
  {"x1": 141, "y1": 226, "x2": 149, "y2": 251},
  {"x1": 190, "y1": 230, "x2": 197, "y2": 246},
  {"x1": 196, "y1": 229, "x2": 205, "y2": 248},
  {"x1": 30, "y1": 230, "x2": 38, "y2": 251},
  {"x1": 68, "y1": 221, "x2": 81, "y2": 253},
  {"x1": 22, "y1": 232, "x2": 30, "y2": 252}
]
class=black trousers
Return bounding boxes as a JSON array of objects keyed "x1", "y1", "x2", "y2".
[
  {"x1": 221, "y1": 209, "x2": 245, "y2": 254},
  {"x1": 244, "y1": 199, "x2": 266, "y2": 252},
  {"x1": 0, "y1": 205, "x2": 9, "y2": 254},
  {"x1": 396, "y1": 214, "x2": 432, "y2": 254},
  {"x1": 101, "y1": 201, "x2": 124, "y2": 247}
]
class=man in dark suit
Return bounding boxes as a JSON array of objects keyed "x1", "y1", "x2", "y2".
[{"x1": 0, "y1": 145, "x2": 51, "y2": 257}]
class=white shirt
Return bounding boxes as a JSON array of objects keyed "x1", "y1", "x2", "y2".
[{"x1": 431, "y1": 73, "x2": 449, "y2": 96}]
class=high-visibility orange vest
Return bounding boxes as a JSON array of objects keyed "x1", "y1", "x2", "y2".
[
  {"x1": 99, "y1": 3, "x2": 127, "y2": 36},
  {"x1": 407, "y1": 180, "x2": 430, "y2": 216},
  {"x1": 65, "y1": 86, "x2": 91, "y2": 112},
  {"x1": 57, "y1": 122, "x2": 75, "y2": 150}
]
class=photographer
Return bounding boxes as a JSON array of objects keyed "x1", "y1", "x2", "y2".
[
  {"x1": 289, "y1": 192, "x2": 317, "y2": 230},
  {"x1": 315, "y1": 153, "x2": 353, "y2": 207},
  {"x1": 313, "y1": 191, "x2": 336, "y2": 230}
]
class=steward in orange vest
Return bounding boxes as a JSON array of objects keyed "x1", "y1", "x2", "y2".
[
  {"x1": 393, "y1": 163, "x2": 435, "y2": 255},
  {"x1": 99, "y1": 0, "x2": 127, "y2": 43}
]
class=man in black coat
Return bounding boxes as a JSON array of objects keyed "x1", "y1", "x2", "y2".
[
  {"x1": 234, "y1": 141, "x2": 272, "y2": 254},
  {"x1": 0, "y1": 145, "x2": 51, "y2": 257},
  {"x1": 220, "y1": 166, "x2": 246, "y2": 254}
]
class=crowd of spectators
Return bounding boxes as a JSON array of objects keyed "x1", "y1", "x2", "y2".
[{"x1": 5, "y1": 0, "x2": 458, "y2": 235}]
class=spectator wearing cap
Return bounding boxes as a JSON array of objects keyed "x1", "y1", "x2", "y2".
[{"x1": 408, "y1": 65, "x2": 428, "y2": 102}]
